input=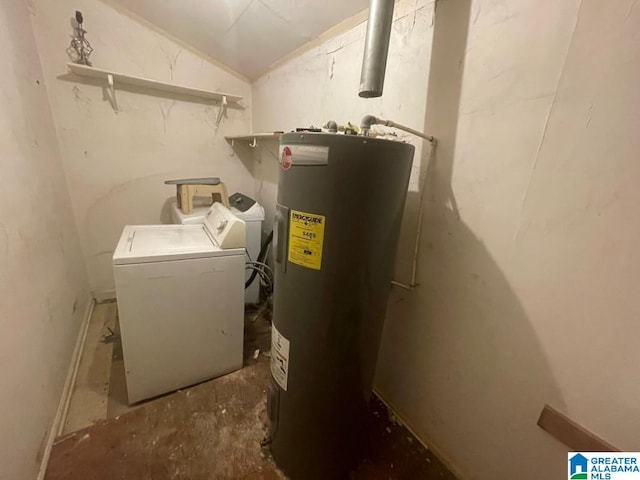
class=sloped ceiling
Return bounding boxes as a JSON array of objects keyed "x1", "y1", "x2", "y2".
[{"x1": 110, "y1": 0, "x2": 369, "y2": 79}]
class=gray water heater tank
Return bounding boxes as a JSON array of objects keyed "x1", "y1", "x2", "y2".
[{"x1": 267, "y1": 132, "x2": 414, "y2": 479}]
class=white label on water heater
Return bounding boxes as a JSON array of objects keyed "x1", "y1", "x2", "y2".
[
  {"x1": 271, "y1": 325, "x2": 290, "y2": 391},
  {"x1": 278, "y1": 144, "x2": 329, "y2": 165}
]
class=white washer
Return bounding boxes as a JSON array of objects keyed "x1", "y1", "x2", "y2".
[
  {"x1": 170, "y1": 202, "x2": 211, "y2": 225},
  {"x1": 170, "y1": 196, "x2": 265, "y2": 304},
  {"x1": 113, "y1": 203, "x2": 246, "y2": 404}
]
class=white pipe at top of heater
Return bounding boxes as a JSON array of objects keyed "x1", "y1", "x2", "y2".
[
  {"x1": 391, "y1": 144, "x2": 432, "y2": 291},
  {"x1": 360, "y1": 115, "x2": 436, "y2": 144},
  {"x1": 358, "y1": 115, "x2": 436, "y2": 290}
]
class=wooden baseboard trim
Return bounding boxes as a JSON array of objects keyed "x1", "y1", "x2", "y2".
[
  {"x1": 537, "y1": 404, "x2": 618, "y2": 452},
  {"x1": 372, "y1": 387, "x2": 467, "y2": 479},
  {"x1": 37, "y1": 298, "x2": 95, "y2": 480},
  {"x1": 93, "y1": 289, "x2": 116, "y2": 303}
]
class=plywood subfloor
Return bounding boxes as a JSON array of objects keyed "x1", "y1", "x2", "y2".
[
  {"x1": 47, "y1": 357, "x2": 282, "y2": 480},
  {"x1": 49, "y1": 302, "x2": 457, "y2": 480},
  {"x1": 62, "y1": 302, "x2": 117, "y2": 434}
]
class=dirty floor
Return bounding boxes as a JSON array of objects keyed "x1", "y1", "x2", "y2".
[{"x1": 46, "y1": 301, "x2": 457, "y2": 479}]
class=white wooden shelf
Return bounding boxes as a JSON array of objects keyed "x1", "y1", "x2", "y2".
[
  {"x1": 67, "y1": 63, "x2": 242, "y2": 125},
  {"x1": 225, "y1": 132, "x2": 283, "y2": 148},
  {"x1": 67, "y1": 63, "x2": 242, "y2": 102}
]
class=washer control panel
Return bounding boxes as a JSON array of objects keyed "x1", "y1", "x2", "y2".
[{"x1": 204, "y1": 202, "x2": 246, "y2": 249}]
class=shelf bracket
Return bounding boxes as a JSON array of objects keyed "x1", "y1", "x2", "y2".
[
  {"x1": 216, "y1": 95, "x2": 228, "y2": 127},
  {"x1": 106, "y1": 73, "x2": 118, "y2": 111}
]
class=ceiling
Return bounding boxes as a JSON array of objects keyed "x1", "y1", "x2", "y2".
[{"x1": 111, "y1": 0, "x2": 369, "y2": 79}]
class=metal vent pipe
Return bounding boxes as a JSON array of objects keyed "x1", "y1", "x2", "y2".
[{"x1": 359, "y1": 0, "x2": 396, "y2": 98}]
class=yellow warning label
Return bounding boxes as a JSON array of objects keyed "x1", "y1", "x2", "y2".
[{"x1": 288, "y1": 209, "x2": 325, "y2": 270}]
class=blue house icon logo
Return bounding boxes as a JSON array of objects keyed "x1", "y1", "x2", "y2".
[{"x1": 569, "y1": 453, "x2": 588, "y2": 479}]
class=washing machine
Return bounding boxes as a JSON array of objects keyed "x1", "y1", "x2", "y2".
[
  {"x1": 170, "y1": 192, "x2": 265, "y2": 303},
  {"x1": 113, "y1": 203, "x2": 246, "y2": 404}
]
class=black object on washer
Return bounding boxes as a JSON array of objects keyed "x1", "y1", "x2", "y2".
[{"x1": 228, "y1": 192, "x2": 256, "y2": 212}]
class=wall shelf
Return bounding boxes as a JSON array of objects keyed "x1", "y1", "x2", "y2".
[
  {"x1": 225, "y1": 132, "x2": 283, "y2": 148},
  {"x1": 67, "y1": 63, "x2": 242, "y2": 124}
]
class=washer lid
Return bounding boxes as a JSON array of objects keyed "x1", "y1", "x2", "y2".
[
  {"x1": 112, "y1": 224, "x2": 242, "y2": 265},
  {"x1": 170, "y1": 202, "x2": 208, "y2": 225},
  {"x1": 230, "y1": 202, "x2": 265, "y2": 222}
]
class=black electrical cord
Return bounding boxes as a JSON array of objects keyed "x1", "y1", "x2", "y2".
[{"x1": 245, "y1": 230, "x2": 274, "y2": 289}]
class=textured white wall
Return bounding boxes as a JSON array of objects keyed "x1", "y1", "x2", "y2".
[
  {"x1": 31, "y1": 0, "x2": 255, "y2": 299},
  {"x1": 0, "y1": 2, "x2": 90, "y2": 479},
  {"x1": 253, "y1": 0, "x2": 640, "y2": 478}
]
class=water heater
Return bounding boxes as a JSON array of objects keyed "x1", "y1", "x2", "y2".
[{"x1": 267, "y1": 132, "x2": 414, "y2": 479}]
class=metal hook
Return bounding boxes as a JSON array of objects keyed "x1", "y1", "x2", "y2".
[{"x1": 249, "y1": 137, "x2": 257, "y2": 148}]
